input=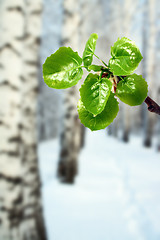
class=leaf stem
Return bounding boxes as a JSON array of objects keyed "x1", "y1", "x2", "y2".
[
  {"x1": 85, "y1": 50, "x2": 108, "y2": 68},
  {"x1": 119, "y1": 76, "x2": 124, "y2": 81},
  {"x1": 92, "y1": 52, "x2": 108, "y2": 67}
]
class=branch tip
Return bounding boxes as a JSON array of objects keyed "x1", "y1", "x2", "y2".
[{"x1": 144, "y1": 96, "x2": 160, "y2": 115}]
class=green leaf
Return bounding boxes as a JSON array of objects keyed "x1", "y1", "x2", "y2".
[
  {"x1": 80, "y1": 73, "x2": 112, "y2": 115},
  {"x1": 43, "y1": 47, "x2": 83, "y2": 89},
  {"x1": 88, "y1": 65, "x2": 103, "y2": 72},
  {"x1": 83, "y1": 33, "x2": 98, "y2": 69},
  {"x1": 78, "y1": 92, "x2": 119, "y2": 131},
  {"x1": 116, "y1": 74, "x2": 148, "y2": 106},
  {"x1": 109, "y1": 37, "x2": 143, "y2": 76}
]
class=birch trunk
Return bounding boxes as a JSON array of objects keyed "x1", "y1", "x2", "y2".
[
  {"x1": 109, "y1": 0, "x2": 122, "y2": 138},
  {"x1": 120, "y1": 0, "x2": 137, "y2": 142},
  {"x1": 0, "y1": 1, "x2": 25, "y2": 238},
  {"x1": 154, "y1": 0, "x2": 160, "y2": 151},
  {"x1": 57, "y1": 0, "x2": 83, "y2": 183},
  {"x1": 20, "y1": 0, "x2": 47, "y2": 239},
  {"x1": 143, "y1": 0, "x2": 156, "y2": 147},
  {"x1": 0, "y1": 0, "x2": 47, "y2": 239},
  {"x1": 38, "y1": 0, "x2": 63, "y2": 141}
]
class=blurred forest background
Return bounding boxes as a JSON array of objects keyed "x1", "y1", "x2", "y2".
[{"x1": 0, "y1": 0, "x2": 160, "y2": 239}]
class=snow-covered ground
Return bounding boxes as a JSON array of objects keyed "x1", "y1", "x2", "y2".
[{"x1": 39, "y1": 130, "x2": 160, "y2": 240}]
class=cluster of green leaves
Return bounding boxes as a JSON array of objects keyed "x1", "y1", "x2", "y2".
[{"x1": 43, "y1": 34, "x2": 148, "y2": 131}]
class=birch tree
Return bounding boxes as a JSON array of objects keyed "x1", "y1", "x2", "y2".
[
  {"x1": 119, "y1": 0, "x2": 138, "y2": 142},
  {"x1": 0, "y1": 0, "x2": 47, "y2": 239},
  {"x1": 154, "y1": 0, "x2": 160, "y2": 150},
  {"x1": 20, "y1": 0, "x2": 47, "y2": 239},
  {"x1": 0, "y1": 1, "x2": 25, "y2": 238},
  {"x1": 57, "y1": 0, "x2": 83, "y2": 183},
  {"x1": 142, "y1": 0, "x2": 157, "y2": 147},
  {"x1": 38, "y1": 0, "x2": 63, "y2": 141}
]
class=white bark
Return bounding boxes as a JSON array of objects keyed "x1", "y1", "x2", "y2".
[
  {"x1": 20, "y1": 0, "x2": 47, "y2": 239},
  {"x1": 142, "y1": 0, "x2": 157, "y2": 147},
  {"x1": 0, "y1": 0, "x2": 25, "y2": 238},
  {"x1": 154, "y1": 0, "x2": 160, "y2": 150},
  {"x1": 38, "y1": 0, "x2": 63, "y2": 141},
  {"x1": 120, "y1": 0, "x2": 140, "y2": 141},
  {"x1": 0, "y1": 0, "x2": 47, "y2": 239},
  {"x1": 57, "y1": 0, "x2": 84, "y2": 183}
]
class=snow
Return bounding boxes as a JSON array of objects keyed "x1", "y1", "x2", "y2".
[{"x1": 38, "y1": 130, "x2": 160, "y2": 240}]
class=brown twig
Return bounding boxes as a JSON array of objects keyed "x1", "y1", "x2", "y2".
[
  {"x1": 144, "y1": 96, "x2": 160, "y2": 115},
  {"x1": 101, "y1": 72, "x2": 109, "y2": 78}
]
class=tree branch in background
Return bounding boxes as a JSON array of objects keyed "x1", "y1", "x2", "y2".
[{"x1": 144, "y1": 96, "x2": 160, "y2": 115}]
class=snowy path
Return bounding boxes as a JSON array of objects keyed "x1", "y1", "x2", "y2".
[{"x1": 39, "y1": 131, "x2": 160, "y2": 240}]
